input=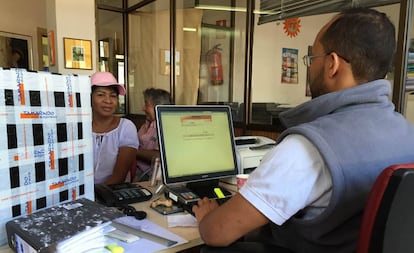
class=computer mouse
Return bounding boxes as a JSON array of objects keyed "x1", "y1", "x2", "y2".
[
  {"x1": 120, "y1": 205, "x2": 147, "y2": 220},
  {"x1": 133, "y1": 210, "x2": 147, "y2": 220}
]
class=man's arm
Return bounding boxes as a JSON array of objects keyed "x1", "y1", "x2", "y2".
[{"x1": 193, "y1": 193, "x2": 269, "y2": 246}]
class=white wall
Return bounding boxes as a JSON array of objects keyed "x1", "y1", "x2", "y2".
[
  {"x1": 251, "y1": 3, "x2": 401, "y2": 107},
  {"x1": 251, "y1": 12, "x2": 333, "y2": 107},
  {"x1": 52, "y1": 0, "x2": 96, "y2": 75}
]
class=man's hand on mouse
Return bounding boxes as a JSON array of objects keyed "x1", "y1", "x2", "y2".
[{"x1": 192, "y1": 197, "x2": 219, "y2": 223}]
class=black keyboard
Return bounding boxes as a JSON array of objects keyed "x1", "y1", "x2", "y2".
[
  {"x1": 179, "y1": 191, "x2": 232, "y2": 216},
  {"x1": 165, "y1": 185, "x2": 233, "y2": 215}
]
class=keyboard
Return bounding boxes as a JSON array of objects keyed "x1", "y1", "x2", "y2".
[
  {"x1": 182, "y1": 196, "x2": 231, "y2": 215},
  {"x1": 165, "y1": 186, "x2": 232, "y2": 215}
]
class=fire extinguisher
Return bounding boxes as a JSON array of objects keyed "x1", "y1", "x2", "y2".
[{"x1": 206, "y1": 44, "x2": 223, "y2": 85}]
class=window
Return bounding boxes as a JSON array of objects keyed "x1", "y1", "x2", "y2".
[
  {"x1": 126, "y1": 0, "x2": 248, "y2": 124},
  {"x1": 96, "y1": 5, "x2": 125, "y2": 114}
]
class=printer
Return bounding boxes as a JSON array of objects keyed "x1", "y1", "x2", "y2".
[
  {"x1": 219, "y1": 136, "x2": 275, "y2": 186},
  {"x1": 234, "y1": 136, "x2": 276, "y2": 174}
]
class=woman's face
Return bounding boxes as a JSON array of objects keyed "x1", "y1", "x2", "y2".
[
  {"x1": 92, "y1": 86, "x2": 118, "y2": 117},
  {"x1": 142, "y1": 97, "x2": 155, "y2": 121}
]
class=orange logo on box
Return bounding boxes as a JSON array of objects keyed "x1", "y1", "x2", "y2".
[
  {"x1": 72, "y1": 188, "x2": 77, "y2": 200},
  {"x1": 26, "y1": 201, "x2": 32, "y2": 215},
  {"x1": 49, "y1": 181, "x2": 64, "y2": 190},
  {"x1": 20, "y1": 113, "x2": 39, "y2": 119},
  {"x1": 50, "y1": 150, "x2": 55, "y2": 169},
  {"x1": 69, "y1": 94, "x2": 73, "y2": 107},
  {"x1": 19, "y1": 83, "x2": 25, "y2": 105}
]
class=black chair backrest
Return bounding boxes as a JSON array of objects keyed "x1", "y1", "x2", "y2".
[{"x1": 357, "y1": 163, "x2": 414, "y2": 253}]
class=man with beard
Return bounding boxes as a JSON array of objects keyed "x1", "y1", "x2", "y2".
[{"x1": 193, "y1": 7, "x2": 414, "y2": 253}]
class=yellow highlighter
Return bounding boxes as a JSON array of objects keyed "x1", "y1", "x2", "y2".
[
  {"x1": 214, "y1": 187, "x2": 225, "y2": 199},
  {"x1": 105, "y1": 243, "x2": 124, "y2": 253}
]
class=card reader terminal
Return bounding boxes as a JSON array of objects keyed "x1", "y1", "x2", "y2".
[{"x1": 166, "y1": 186, "x2": 200, "y2": 204}]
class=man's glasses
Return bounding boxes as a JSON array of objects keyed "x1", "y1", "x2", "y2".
[
  {"x1": 302, "y1": 53, "x2": 328, "y2": 67},
  {"x1": 302, "y1": 52, "x2": 350, "y2": 67}
]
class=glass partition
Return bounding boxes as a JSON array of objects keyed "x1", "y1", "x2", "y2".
[
  {"x1": 128, "y1": 0, "x2": 144, "y2": 8},
  {"x1": 195, "y1": 0, "x2": 247, "y2": 124},
  {"x1": 98, "y1": 0, "x2": 123, "y2": 9},
  {"x1": 97, "y1": 0, "x2": 409, "y2": 130},
  {"x1": 96, "y1": 7, "x2": 126, "y2": 114},
  {"x1": 250, "y1": 3, "x2": 402, "y2": 127},
  {"x1": 127, "y1": 0, "x2": 171, "y2": 115},
  {"x1": 127, "y1": 0, "x2": 248, "y2": 123},
  {"x1": 394, "y1": 0, "x2": 414, "y2": 124}
]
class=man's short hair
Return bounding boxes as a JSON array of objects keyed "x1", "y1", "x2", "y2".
[{"x1": 320, "y1": 7, "x2": 396, "y2": 81}]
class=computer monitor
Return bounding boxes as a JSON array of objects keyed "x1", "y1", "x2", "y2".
[{"x1": 155, "y1": 105, "x2": 239, "y2": 191}]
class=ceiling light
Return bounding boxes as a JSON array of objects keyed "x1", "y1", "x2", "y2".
[
  {"x1": 183, "y1": 27, "x2": 197, "y2": 32},
  {"x1": 195, "y1": 4, "x2": 246, "y2": 12}
]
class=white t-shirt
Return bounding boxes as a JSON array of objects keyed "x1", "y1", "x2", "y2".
[
  {"x1": 93, "y1": 118, "x2": 139, "y2": 184},
  {"x1": 239, "y1": 134, "x2": 332, "y2": 225}
]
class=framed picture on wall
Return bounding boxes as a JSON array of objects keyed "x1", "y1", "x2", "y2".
[
  {"x1": 63, "y1": 37, "x2": 92, "y2": 70},
  {"x1": 48, "y1": 30, "x2": 56, "y2": 66},
  {"x1": 0, "y1": 31, "x2": 33, "y2": 70}
]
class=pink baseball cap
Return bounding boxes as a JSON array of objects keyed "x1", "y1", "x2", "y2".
[{"x1": 90, "y1": 72, "x2": 126, "y2": 96}]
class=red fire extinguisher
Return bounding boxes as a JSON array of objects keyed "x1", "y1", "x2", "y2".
[{"x1": 207, "y1": 44, "x2": 223, "y2": 85}]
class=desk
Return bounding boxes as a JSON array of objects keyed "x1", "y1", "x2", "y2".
[
  {"x1": 0, "y1": 182, "x2": 203, "y2": 253},
  {"x1": 130, "y1": 182, "x2": 203, "y2": 253}
]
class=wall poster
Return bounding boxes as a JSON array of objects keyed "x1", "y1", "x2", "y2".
[{"x1": 281, "y1": 48, "x2": 298, "y2": 84}]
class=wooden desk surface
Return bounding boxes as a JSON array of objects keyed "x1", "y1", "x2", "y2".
[
  {"x1": 130, "y1": 182, "x2": 203, "y2": 252},
  {"x1": 0, "y1": 182, "x2": 203, "y2": 253}
]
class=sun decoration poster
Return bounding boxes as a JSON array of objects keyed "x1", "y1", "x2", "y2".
[
  {"x1": 283, "y1": 18, "x2": 301, "y2": 38},
  {"x1": 0, "y1": 68, "x2": 94, "y2": 245},
  {"x1": 281, "y1": 48, "x2": 299, "y2": 84}
]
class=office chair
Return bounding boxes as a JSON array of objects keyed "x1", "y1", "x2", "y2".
[
  {"x1": 203, "y1": 162, "x2": 414, "y2": 253},
  {"x1": 356, "y1": 162, "x2": 414, "y2": 253}
]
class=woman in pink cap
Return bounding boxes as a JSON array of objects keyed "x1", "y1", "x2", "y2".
[{"x1": 91, "y1": 72, "x2": 139, "y2": 184}]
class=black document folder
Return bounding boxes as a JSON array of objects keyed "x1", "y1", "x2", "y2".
[{"x1": 6, "y1": 198, "x2": 123, "y2": 253}]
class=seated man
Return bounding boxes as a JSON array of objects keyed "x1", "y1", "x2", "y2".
[
  {"x1": 135, "y1": 88, "x2": 171, "y2": 181},
  {"x1": 193, "y1": 7, "x2": 414, "y2": 253}
]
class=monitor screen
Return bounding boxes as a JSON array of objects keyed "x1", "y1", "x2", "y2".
[{"x1": 156, "y1": 105, "x2": 239, "y2": 185}]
